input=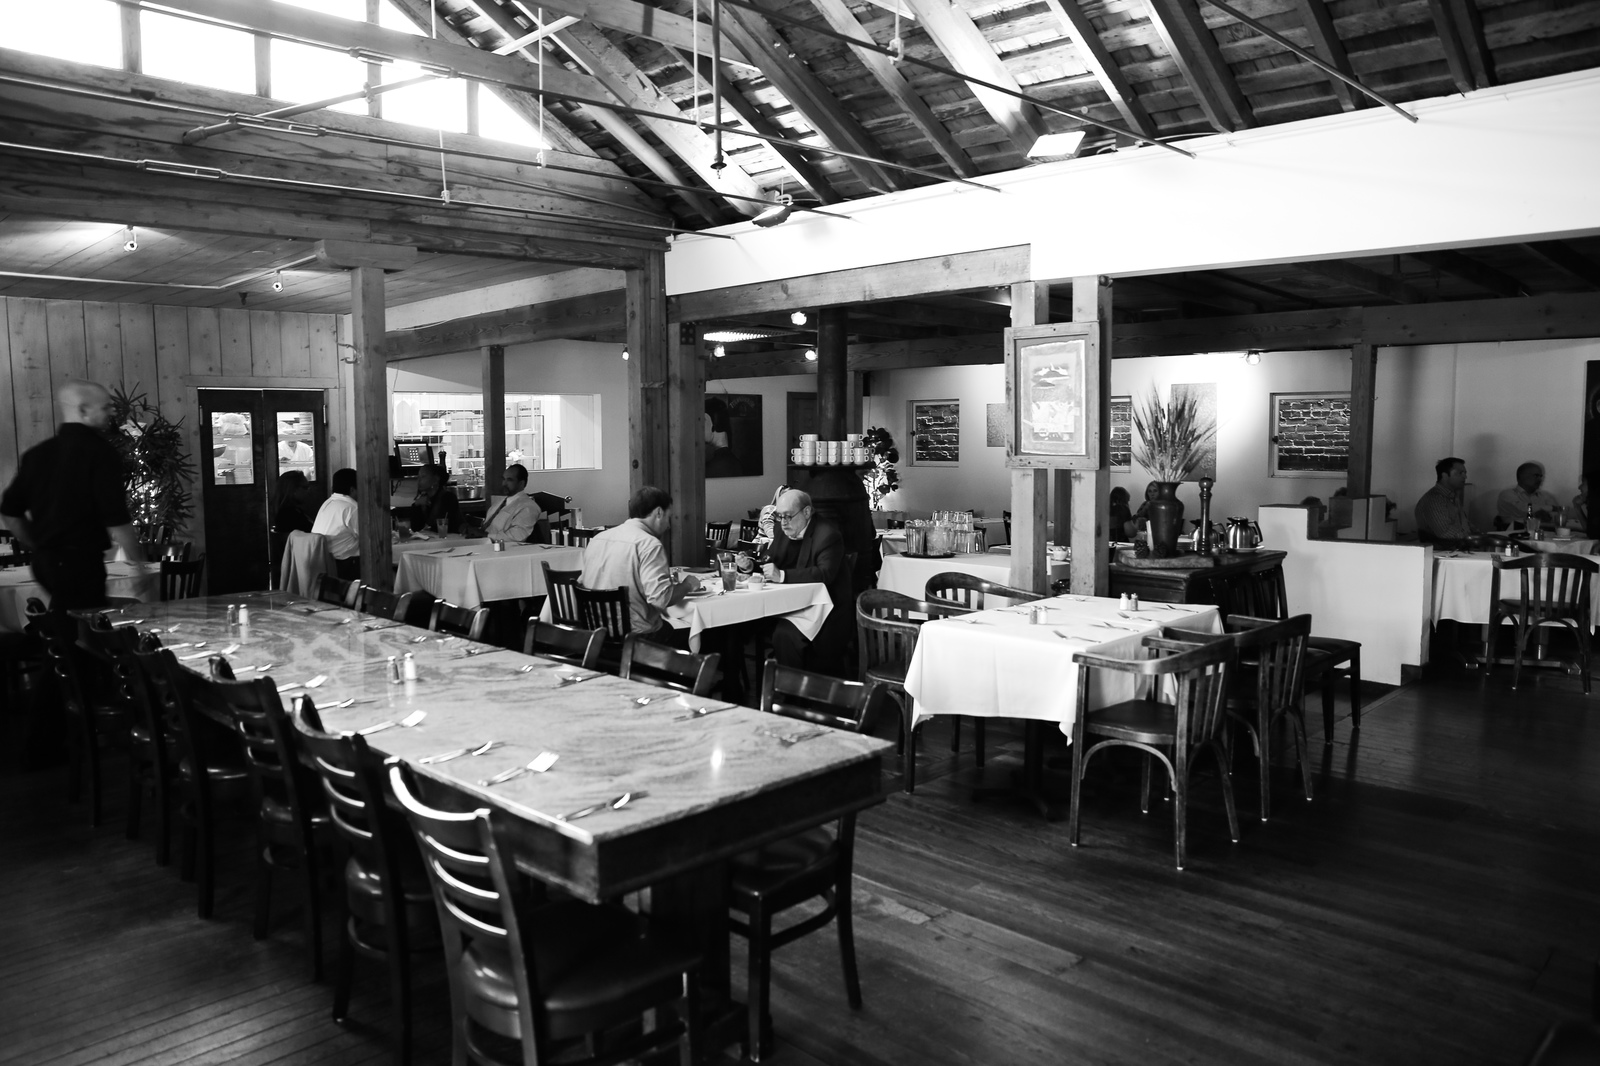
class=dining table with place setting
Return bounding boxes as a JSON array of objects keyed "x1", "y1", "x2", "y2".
[
  {"x1": 665, "y1": 566, "x2": 834, "y2": 653},
  {"x1": 878, "y1": 551, "x2": 1071, "y2": 601},
  {"x1": 392, "y1": 537, "x2": 586, "y2": 608},
  {"x1": 1433, "y1": 546, "x2": 1600, "y2": 628}
]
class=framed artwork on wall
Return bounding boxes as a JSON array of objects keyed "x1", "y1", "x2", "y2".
[
  {"x1": 908, "y1": 399, "x2": 959, "y2": 466},
  {"x1": 1108, "y1": 395, "x2": 1132, "y2": 471},
  {"x1": 1003, "y1": 321, "x2": 1101, "y2": 469},
  {"x1": 1270, "y1": 391, "x2": 1350, "y2": 477}
]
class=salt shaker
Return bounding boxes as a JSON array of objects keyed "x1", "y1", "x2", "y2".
[
  {"x1": 1119, "y1": 593, "x2": 1130, "y2": 610},
  {"x1": 237, "y1": 605, "x2": 250, "y2": 625},
  {"x1": 1030, "y1": 604, "x2": 1045, "y2": 625},
  {"x1": 402, "y1": 652, "x2": 418, "y2": 681}
]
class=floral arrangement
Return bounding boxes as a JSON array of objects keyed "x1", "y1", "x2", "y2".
[
  {"x1": 1131, "y1": 386, "x2": 1216, "y2": 483},
  {"x1": 860, "y1": 426, "x2": 901, "y2": 509},
  {"x1": 107, "y1": 385, "x2": 196, "y2": 543}
]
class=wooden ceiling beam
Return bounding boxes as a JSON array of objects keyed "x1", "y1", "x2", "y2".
[
  {"x1": 1039, "y1": 0, "x2": 1155, "y2": 138},
  {"x1": 806, "y1": 0, "x2": 978, "y2": 178},
  {"x1": 846, "y1": 298, "x2": 1008, "y2": 330},
  {"x1": 1427, "y1": 0, "x2": 1495, "y2": 93},
  {"x1": 1123, "y1": 275, "x2": 1259, "y2": 316},
  {"x1": 1522, "y1": 241, "x2": 1600, "y2": 291},
  {"x1": 709, "y1": 332, "x2": 999, "y2": 378},
  {"x1": 1143, "y1": 0, "x2": 1254, "y2": 133},
  {"x1": 672, "y1": 49, "x2": 842, "y2": 205},
  {"x1": 1192, "y1": 269, "x2": 1324, "y2": 310},
  {"x1": 718, "y1": 5, "x2": 903, "y2": 193},
  {"x1": 492, "y1": 0, "x2": 757, "y2": 70},
  {"x1": 1408, "y1": 249, "x2": 1529, "y2": 298},
  {"x1": 384, "y1": 289, "x2": 625, "y2": 359},
  {"x1": 1301, "y1": 259, "x2": 1426, "y2": 305},
  {"x1": 904, "y1": 0, "x2": 1050, "y2": 155},
  {"x1": 1283, "y1": 0, "x2": 1363, "y2": 112}
]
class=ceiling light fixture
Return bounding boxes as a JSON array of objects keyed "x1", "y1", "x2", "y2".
[
  {"x1": 752, "y1": 193, "x2": 794, "y2": 228},
  {"x1": 271, "y1": 270, "x2": 284, "y2": 292},
  {"x1": 714, "y1": 345, "x2": 727, "y2": 358},
  {"x1": 122, "y1": 225, "x2": 138, "y2": 252},
  {"x1": 1025, "y1": 130, "x2": 1087, "y2": 162},
  {"x1": 1244, "y1": 350, "x2": 1261, "y2": 365},
  {"x1": 804, "y1": 348, "x2": 817, "y2": 361},
  {"x1": 702, "y1": 329, "x2": 786, "y2": 343},
  {"x1": 790, "y1": 311, "x2": 808, "y2": 326},
  {"x1": 621, "y1": 347, "x2": 629, "y2": 361}
]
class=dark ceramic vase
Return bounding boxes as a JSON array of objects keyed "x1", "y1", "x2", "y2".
[{"x1": 1146, "y1": 482, "x2": 1185, "y2": 558}]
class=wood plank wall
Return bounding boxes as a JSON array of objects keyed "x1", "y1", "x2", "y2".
[{"x1": 0, "y1": 296, "x2": 343, "y2": 560}]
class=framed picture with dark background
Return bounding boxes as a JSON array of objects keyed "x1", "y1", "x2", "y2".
[
  {"x1": 909, "y1": 399, "x2": 960, "y2": 466},
  {"x1": 705, "y1": 393, "x2": 763, "y2": 478}
]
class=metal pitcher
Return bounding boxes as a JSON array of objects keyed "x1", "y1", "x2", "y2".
[{"x1": 1224, "y1": 517, "x2": 1262, "y2": 551}]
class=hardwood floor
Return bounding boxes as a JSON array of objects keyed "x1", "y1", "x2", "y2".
[{"x1": 3, "y1": 664, "x2": 1596, "y2": 1065}]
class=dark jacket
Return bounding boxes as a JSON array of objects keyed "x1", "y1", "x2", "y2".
[
  {"x1": 769, "y1": 517, "x2": 853, "y2": 642},
  {"x1": 0, "y1": 423, "x2": 130, "y2": 553}
]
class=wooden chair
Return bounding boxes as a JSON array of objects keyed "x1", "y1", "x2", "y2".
[
  {"x1": 1068, "y1": 636, "x2": 1239, "y2": 871},
  {"x1": 566, "y1": 526, "x2": 605, "y2": 547},
  {"x1": 542, "y1": 563, "x2": 583, "y2": 626},
  {"x1": 34, "y1": 612, "x2": 134, "y2": 828},
  {"x1": 293, "y1": 700, "x2": 438, "y2": 1066},
  {"x1": 160, "y1": 555, "x2": 206, "y2": 600},
  {"x1": 428, "y1": 600, "x2": 489, "y2": 641},
  {"x1": 142, "y1": 540, "x2": 192, "y2": 562},
  {"x1": 1207, "y1": 557, "x2": 1362, "y2": 745},
  {"x1": 575, "y1": 584, "x2": 632, "y2": 671},
  {"x1": 618, "y1": 634, "x2": 719, "y2": 695},
  {"x1": 357, "y1": 585, "x2": 420, "y2": 624},
  {"x1": 1487, "y1": 553, "x2": 1599, "y2": 692},
  {"x1": 106, "y1": 631, "x2": 177, "y2": 864},
  {"x1": 706, "y1": 520, "x2": 732, "y2": 550},
  {"x1": 855, "y1": 589, "x2": 959, "y2": 794},
  {"x1": 314, "y1": 572, "x2": 359, "y2": 608},
  {"x1": 134, "y1": 645, "x2": 252, "y2": 917},
  {"x1": 729, "y1": 662, "x2": 890, "y2": 1061},
  {"x1": 522, "y1": 620, "x2": 604, "y2": 670},
  {"x1": 206, "y1": 658, "x2": 331, "y2": 979},
  {"x1": 387, "y1": 762, "x2": 700, "y2": 1066},
  {"x1": 739, "y1": 518, "x2": 761, "y2": 543}
]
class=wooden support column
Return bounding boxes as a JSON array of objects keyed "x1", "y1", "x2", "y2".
[
  {"x1": 1347, "y1": 341, "x2": 1378, "y2": 498},
  {"x1": 1010, "y1": 282, "x2": 1050, "y2": 594},
  {"x1": 668, "y1": 322, "x2": 707, "y2": 566},
  {"x1": 846, "y1": 372, "x2": 864, "y2": 434},
  {"x1": 1070, "y1": 276, "x2": 1112, "y2": 596},
  {"x1": 480, "y1": 344, "x2": 505, "y2": 494},
  {"x1": 627, "y1": 251, "x2": 670, "y2": 498},
  {"x1": 816, "y1": 307, "x2": 848, "y2": 440},
  {"x1": 350, "y1": 265, "x2": 392, "y2": 589}
]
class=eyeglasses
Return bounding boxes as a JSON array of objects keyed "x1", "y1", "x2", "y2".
[{"x1": 775, "y1": 509, "x2": 804, "y2": 521}]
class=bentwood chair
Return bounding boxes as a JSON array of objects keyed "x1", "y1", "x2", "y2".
[
  {"x1": 855, "y1": 589, "x2": 960, "y2": 794},
  {"x1": 428, "y1": 600, "x2": 489, "y2": 641},
  {"x1": 575, "y1": 584, "x2": 632, "y2": 672},
  {"x1": 739, "y1": 518, "x2": 761, "y2": 543},
  {"x1": 618, "y1": 634, "x2": 719, "y2": 695},
  {"x1": 34, "y1": 612, "x2": 135, "y2": 828},
  {"x1": 107, "y1": 632, "x2": 177, "y2": 863},
  {"x1": 1487, "y1": 553, "x2": 1599, "y2": 692},
  {"x1": 923, "y1": 572, "x2": 1044, "y2": 770},
  {"x1": 293, "y1": 701, "x2": 438, "y2": 1066},
  {"x1": 729, "y1": 662, "x2": 890, "y2": 1061},
  {"x1": 206, "y1": 658, "x2": 332, "y2": 979},
  {"x1": 542, "y1": 563, "x2": 583, "y2": 626},
  {"x1": 357, "y1": 586, "x2": 421, "y2": 626},
  {"x1": 388, "y1": 762, "x2": 701, "y2": 1066},
  {"x1": 566, "y1": 526, "x2": 605, "y2": 547},
  {"x1": 314, "y1": 572, "x2": 360, "y2": 608},
  {"x1": 1069, "y1": 636, "x2": 1239, "y2": 870},
  {"x1": 159, "y1": 555, "x2": 206, "y2": 600},
  {"x1": 522, "y1": 620, "x2": 604, "y2": 670},
  {"x1": 705, "y1": 520, "x2": 732, "y2": 551}
]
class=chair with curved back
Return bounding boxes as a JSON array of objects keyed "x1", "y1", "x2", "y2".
[
  {"x1": 575, "y1": 584, "x2": 632, "y2": 672},
  {"x1": 855, "y1": 589, "x2": 960, "y2": 794},
  {"x1": 542, "y1": 563, "x2": 583, "y2": 626},
  {"x1": 1069, "y1": 636, "x2": 1239, "y2": 870},
  {"x1": 428, "y1": 600, "x2": 489, "y2": 641},
  {"x1": 357, "y1": 586, "x2": 421, "y2": 625},
  {"x1": 293, "y1": 700, "x2": 438, "y2": 1066},
  {"x1": 101, "y1": 629, "x2": 177, "y2": 863},
  {"x1": 729, "y1": 661, "x2": 890, "y2": 1061},
  {"x1": 34, "y1": 611, "x2": 135, "y2": 828},
  {"x1": 739, "y1": 518, "x2": 761, "y2": 543},
  {"x1": 206, "y1": 657, "x2": 331, "y2": 979},
  {"x1": 387, "y1": 761, "x2": 701, "y2": 1066},
  {"x1": 705, "y1": 520, "x2": 732, "y2": 551},
  {"x1": 522, "y1": 620, "x2": 604, "y2": 670},
  {"x1": 315, "y1": 572, "x2": 360, "y2": 608},
  {"x1": 1487, "y1": 552, "x2": 1599, "y2": 692},
  {"x1": 566, "y1": 526, "x2": 605, "y2": 547},
  {"x1": 160, "y1": 555, "x2": 206, "y2": 600},
  {"x1": 618, "y1": 634, "x2": 719, "y2": 695}
]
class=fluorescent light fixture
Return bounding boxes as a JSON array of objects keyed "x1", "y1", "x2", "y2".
[
  {"x1": 1025, "y1": 131, "x2": 1086, "y2": 161},
  {"x1": 702, "y1": 329, "x2": 784, "y2": 343},
  {"x1": 752, "y1": 194, "x2": 794, "y2": 228}
]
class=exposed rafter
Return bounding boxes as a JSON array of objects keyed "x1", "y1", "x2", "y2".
[
  {"x1": 1409, "y1": 250, "x2": 1528, "y2": 298},
  {"x1": 1427, "y1": 0, "x2": 1495, "y2": 93},
  {"x1": 1523, "y1": 241, "x2": 1600, "y2": 291},
  {"x1": 904, "y1": 0, "x2": 1049, "y2": 155},
  {"x1": 1038, "y1": 0, "x2": 1155, "y2": 139},
  {"x1": 1144, "y1": 0, "x2": 1254, "y2": 133},
  {"x1": 1284, "y1": 0, "x2": 1363, "y2": 112},
  {"x1": 1301, "y1": 259, "x2": 1426, "y2": 305},
  {"x1": 493, "y1": 0, "x2": 759, "y2": 70}
]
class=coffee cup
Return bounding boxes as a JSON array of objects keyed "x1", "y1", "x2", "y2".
[
  {"x1": 790, "y1": 448, "x2": 804, "y2": 463},
  {"x1": 1557, "y1": 526, "x2": 1572, "y2": 537},
  {"x1": 1049, "y1": 546, "x2": 1068, "y2": 562},
  {"x1": 799, "y1": 433, "x2": 819, "y2": 443}
]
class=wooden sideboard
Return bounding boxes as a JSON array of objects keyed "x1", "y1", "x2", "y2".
[{"x1": 1108, "y1": 549, "x2": 1287, "y2": 606}]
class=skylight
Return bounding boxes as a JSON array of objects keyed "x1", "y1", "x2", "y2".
[{"x1": 8, "y1": 0, "x2": 120, "y2": 70}]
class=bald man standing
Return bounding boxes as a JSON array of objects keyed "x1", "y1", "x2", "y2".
[{"x1": 1, "y1": 381, "x2": 144, "y2": 610}]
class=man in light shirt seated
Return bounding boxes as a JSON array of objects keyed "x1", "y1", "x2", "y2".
[
  {"x1": 1495, "y1": 461, "x2": 1561, "y2": 530},
  {"x1": 580, "y1": 486, "x2": 700, "y2": 648},
  {"x1": 311, "y1": 467, "x2": 361, "y2": 579},
  {"x1": 471, "y1": 464, "x2": 541, "y2": 543}
]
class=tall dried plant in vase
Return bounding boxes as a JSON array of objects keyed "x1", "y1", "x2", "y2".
[{"x1": 1131, "y1": 386, "x2": 1216, "y2": 484}]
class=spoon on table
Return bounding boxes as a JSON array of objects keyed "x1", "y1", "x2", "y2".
[{"x1": 559, "y1": 790, "x2": 648, "y2": 822}]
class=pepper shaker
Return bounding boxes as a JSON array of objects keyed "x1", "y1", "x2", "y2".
[
  {"x1": 387, "y1": 655, "x2": 401, "y2": 684},
  {"x1": 226, "y1": 604, "x2": 238, "y2": 625},
  {"x1": 1129, "y1": 594, "x2": 1139, "y2": 611}
]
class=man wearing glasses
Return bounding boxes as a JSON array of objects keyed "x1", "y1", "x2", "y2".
[{"x1": 762, "y1": 488, "x2": 853, "y2": 672}]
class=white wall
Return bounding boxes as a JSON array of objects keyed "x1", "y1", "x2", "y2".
[
  {"x1": 388, "y1": 340, "x2": 634, "y2": 525},
  {"x1": 704, "y1": 375, "x2": 816, "y2": 524},
  {"x1": 861, "y1": 364, "x2": 1013, "y2": 518}
]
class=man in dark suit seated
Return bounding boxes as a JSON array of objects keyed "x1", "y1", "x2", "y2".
[{"x1": 762, "y1": 488, "x2": 853, "y2": 673}]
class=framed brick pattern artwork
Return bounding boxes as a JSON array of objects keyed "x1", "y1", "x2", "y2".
[
  {"x1": 909, "y1": 399, "x2": 960, "y2": 466},
  {"x1": 1271, "y1": 391, "x2": 1350, "y2": 477},
  {"x1": 1108, "y1": 396, "x2": 1132, "y2": 471}
]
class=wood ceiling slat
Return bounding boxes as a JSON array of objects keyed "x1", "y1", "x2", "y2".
[
  {"x1": 905, "y1": 0, "x2": 1051, "y2": 153},
  {"x1": 1142, "y1": 0, "x2": 1256, "y2": 131},
  {"x1": 1427, "y1": 0, "x2": 1496, "y2": 91},
  {"x1": 1038, "y1": 0, "x2": 1157, "y2": 137}
]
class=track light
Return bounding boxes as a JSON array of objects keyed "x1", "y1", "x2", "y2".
[
  {"x1": 1244, "y1": 350, "x2": 1261, "y2": 365},
  {"x1": 790, "y1": 311, "x2": 807, "y2": 326},
  {"x1": 751, "y1": 194, "x2": 793, "y2": 228},
  {"x1": 122, "y1": 225, "x2": 137, "y2": 252},
  {"x1": 804, "y1": 348, "x2": 817, "y2": 361},
  {"x1": 271, "y1": 270, "x2": 283, "y2": 292},
  {"x1": 621, "y1": 348, "x2": 629, "y2": 361}
]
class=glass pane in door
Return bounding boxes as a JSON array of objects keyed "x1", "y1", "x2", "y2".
[
  {"x1": 210, "y1": 411, "x2": 254, "y2": 484},
  {"x1": 275, "y1": 411, "x2": 317, "y2": 479}
]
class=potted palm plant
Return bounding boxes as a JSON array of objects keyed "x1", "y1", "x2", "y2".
[
  {"x1": 108, "y1": 385, "x2": 196, "y2": 548},
  {"x1": 1131, "y1": 387, "x2": 1216, "y2": 557}
]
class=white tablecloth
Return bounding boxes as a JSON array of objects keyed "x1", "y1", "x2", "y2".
[
  {"x1": 395, "y1": 542, "x2": 586, "y2": 607},
  {"x1": 0, "y1": 561, "x2": 161, "y2": 632},
  {"x1": 904, "y1": 595, "x2": 1222, "y2": 737},
  {"x1": 1432, "y1": 551, "x2": 1600, "y2": 626},
  {"x1": 877, "y1": 551, "x2": 1070, "y2": 600},
  {"x1": 666, "y1": 581, "x2": 833, "y2": 652},
  {"x1": 1520, "y1": 537, "x2": 1598, "y2": 555}
]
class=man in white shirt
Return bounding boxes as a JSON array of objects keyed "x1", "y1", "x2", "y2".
[
  {"x1": 580, "y1": 486, "x2": 699, "y2": 646},
  {"x1": 475, "y1": 464, "x2": 541, "y2": 543},
  {"x1": 311, "y1": 467, "x2": 361, "y2": 579}
]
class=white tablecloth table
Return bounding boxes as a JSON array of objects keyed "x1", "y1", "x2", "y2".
[
  {"x1": 395, "y1": 542, "x2": 586, "y2": 607},
  {"x1": 1520, "y1": 537, "x2": 1598, "y2": 555},
  {"x1": 1433, "y1": 550, "x2": 1600, "y2": 627},
  {"x1": 878, "y1": 551, "x2": 1070, "y2": 599},
  {"x1": 0, "y1": 561, "x2": 161, "y2": 632},
  {"x1": 666, "y1": 580, "x2": 832, "y2": 652},
  {"x1": 904, "y1": 595, "x2": 1222, "y2": 737}
]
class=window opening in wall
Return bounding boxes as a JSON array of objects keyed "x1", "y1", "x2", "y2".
[
  {"x1": 390, "y1": 392, "x2": 602, "y2": 493},
  {"x1": 141, "y1": 10, "x2": 255, "y2": 94},
  {"x1": 1270, "y1": 391, "x2": 1350, "y2": 478},
  {"x1": 9, "y1": 0, "x2": 120, "y2": 68}
]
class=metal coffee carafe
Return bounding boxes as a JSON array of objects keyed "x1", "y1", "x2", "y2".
[{"x1": 1224, "y1": 517, "x2": 1262, "y2": 551}]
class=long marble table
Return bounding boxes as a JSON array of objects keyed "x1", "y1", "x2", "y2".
[
  {"x1": 120, "y1": 591, "x2": 889, "y2": 1057},
  {"x1": 0, "y1": 560, "x2": 160, "y2": 632}
]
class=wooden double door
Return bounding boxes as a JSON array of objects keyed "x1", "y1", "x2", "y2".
[{"x1": 198, "y1": 388, "x2": 328, "y2": 594}]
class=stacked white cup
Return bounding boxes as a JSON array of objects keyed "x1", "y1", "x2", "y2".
[{"x1": 798, "y1": 433, "x2": 818, "y2": 465}]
